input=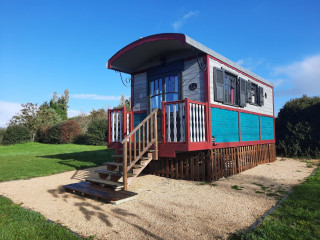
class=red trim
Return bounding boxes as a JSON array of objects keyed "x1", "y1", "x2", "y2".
[
  {"x1": 208, "y1": 55, "x2": 273, "y2": 89},
  {"x1": 123, "y1": 106, "x2": 127, "y2": 140},
  {"x1": 133, "y1": 110, "x2": 147, "y2": 114},
  {"x1": 259, "y1": 115, "x2": 261, "y2": 140},
  {"x1": 108, "y1": 33, "x2": 186, "y2": 69},
  {"x1": 211, "y1": 103, "x2": 274, "y2": 118},
  {"x1": 185, "y1": 98, "x2": 191, "y2": 146},
  {"x1": 238, "y1": 111, "x2": 241, "y2": 142},
  {"x1": 108, "y1": 109, "x2": 111, "y2": 143},
  {"x1": 205, "y1": 55, "x2": 211, "y2": 144},
  {"x1": 206, "y1": 102, "x2": 211, "y2": 143}
]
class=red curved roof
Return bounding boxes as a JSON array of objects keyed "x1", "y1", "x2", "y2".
[{"x1": 107, "y1": 33, "x2": 186, "y2": 71}]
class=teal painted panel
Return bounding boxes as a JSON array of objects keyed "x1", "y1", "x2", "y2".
[
  {"x1": 211, "y1": 108, "x2": 239, "y2": 143},
  {"x1": 134, "y1": 113, "x2": 147, "y2": 127},
  {"x1": 240, "y1": 112, "x2": 259, "y2": 141},
  {"x1": 261, "y1": 116, "x2": 274, "y2": 140}
]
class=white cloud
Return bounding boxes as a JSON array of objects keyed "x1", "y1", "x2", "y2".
[
  {"x1": 172, "y1": 11, "x2": 199, "y2": 31},
  {"x1": 68, "y1": 109, "x2": 87, "y2": 118},
  {"x1": 0, "y1": 101, "x2": 22, "y2": 128},
  {"x1": 236, "y1": 57, "x2": 265, "y2": 71},
  {"x1": 274, "y1": 54, "x2": 320, "y2": 96},
  {"x1": 70, "y1": 94, "x2": 129, "y2": 101}
]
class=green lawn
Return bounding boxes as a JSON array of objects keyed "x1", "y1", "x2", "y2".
[
  {"x1": 0, "y1": 196, "x2": 84, "y2": 240},
  {"x1": 230, "y1": 167, "x2": 320, "y2": 240},
  {"x1": 0, "y1": 142, "x2": 113, "y2": 239},
  {"x1": 0, "y1": 142, "x2": 114, "y2": 182}
]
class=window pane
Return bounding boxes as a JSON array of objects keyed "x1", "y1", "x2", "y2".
[
  {"x1": 175, "y1": 75, "x2": 178, "y2": 93},
  {"x1": 155, "y1": 79, "x2": 158, "y2": 95},
  {"x1": 150, "y1": 81, "x2": 154, "y2": 96},
  {"x1": 159, "y1": 78, "x2": 162, "y2": 94},
  {"x1": 166, "y1": 77, "x2": 169, "y2": 93},
  {"x1": 170, "y1": 76, "x2": 174, "y2": 92}
]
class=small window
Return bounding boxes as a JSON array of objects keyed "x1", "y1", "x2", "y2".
[{"x1": 224, "y1": 72, "x2": 237, "y2": 105}]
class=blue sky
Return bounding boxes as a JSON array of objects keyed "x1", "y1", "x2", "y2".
[{"x1": 1, "y1": 0, "x2": 320, "y2": 127}]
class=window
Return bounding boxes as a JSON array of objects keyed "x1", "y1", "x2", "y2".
[
  {"x1": 224, "y1": 72, "x2": 237, "y2": 105},
  {"x1": 149, "y1": 72, "x2": 180, "y2": 110},
  {"x1": 213, "y1": 67, "x2": 264, "y2": 108}
]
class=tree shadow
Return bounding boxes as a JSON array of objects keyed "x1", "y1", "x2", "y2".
[{"x1": 40, "y1": 148, "x2": 115, "y2": 170}]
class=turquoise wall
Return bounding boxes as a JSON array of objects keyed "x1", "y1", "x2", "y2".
[
  {"x1": 134, "y1": 112, "x2": 147, "y2": 127},
  {"x1": 240, "y1": 112, "x2": 260, "y2": 141},
  {"x1": 260, "y1": 116, "x2": 274, "y2": 140},
  {"x1": 211, "y1": 108, "x2": 239, "y2": 143}
]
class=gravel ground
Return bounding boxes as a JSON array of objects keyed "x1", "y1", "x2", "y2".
[{"x1": 0, "y1": 158, "x2": 316, "y2": 240}]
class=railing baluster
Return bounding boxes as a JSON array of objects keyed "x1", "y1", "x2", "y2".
[
  {"x1": 134, "y1": 132, "x2": 136, "y2": 162},
  {"x1": 173, "y1": 104, "x2": 177, "y2": 142},
  {"x1": 115, "y1": 112, "x2": 119, "y2": 141},
  {"x1": 129, "y1": 137, "x2": 132, "y2": 166},
  {"x1": 155, "y1": 112, "x2": 158, "y2": 160},
  {"x1": 123, "y1": 141, "x2": 128, "y2": 190},
  {"x1": 138, "y1": 128, "x2": 140, "y2": 156},
  {"x1": 167, "y1": 105, "x2": 171, "y2": 142},
  {"x1": 111, "y1": 112, "x2": 115, "y2": 142},
  {"x1": 119, "y1": 111, "x2": 122, "y2": 142},
  {"x1": 202, "y1": 105, "x2": 206, "y2": 141},
  {"x1": 199, "y1": 104, "x2": 203, "y2": 142},
  {"x1": 179, "y1": 103, "x2": 184, "y2": 142},
  {"x1": 146, "y1": 117, "x2": 149, "y2": 145},
  {"x1": 143, "y1": 123, "x2": 145, "y2": 149},
  {"x1": 127, "y1": 113, "x2": 129, "y2": 136}
]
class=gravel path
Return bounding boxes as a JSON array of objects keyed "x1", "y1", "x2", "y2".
[{"x1": 0, "y1": 158, "x2": 315, "y2": 240}]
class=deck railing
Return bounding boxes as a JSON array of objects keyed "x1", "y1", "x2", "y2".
[
  {"x1": 162, "y1": 98, "x2": 207, "y2": 143},
  {"x1": 108, "y1": 107, "x2": 132, "y2": 143}
]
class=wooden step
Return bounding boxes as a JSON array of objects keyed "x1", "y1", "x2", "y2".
[
  {"x1": 95, "y1": 169, "x2": 136, "y2": 177},
  {"x1": 111, "y1": 155, "x2": 123, "y2": 158},
  {"x1": 86, "y1": 178, "x2": 124, "y2": 191},
  {"x1": 63, "y1": 182, "x2": 137, "y2": 204},
  {"x1": 103, "y1": 162, "x2": 145, "y2": 168}
]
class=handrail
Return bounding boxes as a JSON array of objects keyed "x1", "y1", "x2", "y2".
[
  {"x1": 121, "y1": 108, "x2": 158, "y2": 143},
  {"x1": 121, "y1": 108, "x2": 158, "y2": 190}
]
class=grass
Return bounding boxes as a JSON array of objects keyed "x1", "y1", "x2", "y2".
[
  {"x1": 231, "y1": 185, "x2": 244, "y2": 190},
  {"x1": 229, "y1": 167, "x2": 320, "y2": 240},
  {"x1": 0, "y1": 142, "x2": 113, "y2": 239},
  {"x1": 0, "y1": 196, "x2": 84, "y2": 240},
  {"x1": 0, "y1": 142, "x2": 114, "y2": 182}
]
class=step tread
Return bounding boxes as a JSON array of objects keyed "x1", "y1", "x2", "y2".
[
  {"x1": 103, "y1": 162, "x2": 145, "y2": 168},
  {"x1": 63, "y1": 182, "x2": 137, "y2": 203},
  {"x1": 96, "y1": 169, "x2": 136, "y2": 177},
  {"x1": 86, "y1": 178, "x2": 124, "y2": 189}
]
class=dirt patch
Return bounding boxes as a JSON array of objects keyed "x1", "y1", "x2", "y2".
[{"x1": 0, "y1": 158, "x2": 315, "y2": 239}]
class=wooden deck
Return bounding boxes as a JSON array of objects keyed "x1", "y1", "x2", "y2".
[{"x1": 63, "y1": 182, "x2": 137, "y2": 204}]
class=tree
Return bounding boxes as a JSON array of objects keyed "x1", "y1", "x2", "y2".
[
  {"x1": 9, "y1": 103, "x2": 39, "y2": 140},
  {"x1": 115, "y1": 94, "x2": 131, "y2": 111},
  {"x1": 49, "y1": 89, "x2": 69, "y2": 120}
]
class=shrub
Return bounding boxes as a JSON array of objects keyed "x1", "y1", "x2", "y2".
[
  {"x1": 86, "y1": 118, "x2": 108, "y2": 145},
  {"x1": 59, "y1": 120, "x2": 82, "y2": 143},
  {"x1": 45, "y1": 123, "x2": 62, "y2": 144},
  {"x1": 276, "y1": 95, "x2": 320, "y2": 158},
  {"x1": 2, "y1": 125, "x2": 31, "y2": 145},
  {"x1": 0, "y1": 127, "x2": 5, "y2": 144},
  {"x1": 35, "y1": 126, "x2": 50, "y2": 143}
]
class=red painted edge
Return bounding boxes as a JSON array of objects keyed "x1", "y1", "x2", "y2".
[
  {"x1": 107, "y1": 33, "x2": 186, "y2": 69},
  {"x1": 108, "y1": 109, "x2": 111, "y2": 143},
  {"x1": 185, "y1": 98, "x2": 191, "y2": 146},
  {"x1": 133, "y1": 110, "x2": 147, "y2": 114},
  {"x1": 259, "y1": 115, "x2": 261, "y2": 140},
  {"x1": 161, "y1": 101, "x2": 166, "y2": 144},
  {"x1": 123, "y1": 106, "x2": 126, "y2": 140},
  {"x1": 208, "y1": 55, "x2": 274, "y2": 89}
]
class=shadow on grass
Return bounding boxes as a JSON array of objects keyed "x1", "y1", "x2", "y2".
[{"x1": 40, "y1": 148, "x2": 115, "y2": 170}]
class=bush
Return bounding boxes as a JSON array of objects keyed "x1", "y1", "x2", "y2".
[
  {"x1": 35, "y1": 126, "x2": 50, "y2": 143},
  {"x1": 276, "y1": 95, "x2": 320, "y2": 158},
  {"x1": 2, "y1": 125, "x2": 31, "y2": 145},
  {"x1": 86, "y1": 118, "x2": 108, "y2": 145},
  {"x1": 59, "y1": 120, "x2": 82, "y2": 143},
  {"x1": 0, "y1": 127, "x2": 5, "y2": 144},
  {"x1": 45, "y1": 123, "x2": 62, "y2": 144}
]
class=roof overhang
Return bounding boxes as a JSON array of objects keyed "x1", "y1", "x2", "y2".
[
  {"x1": 107, "y1": 33, "x2": 273, "y2": 87},
  {"x1": 106, "y1": 33, "x2": 197, "y2": 74}
]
